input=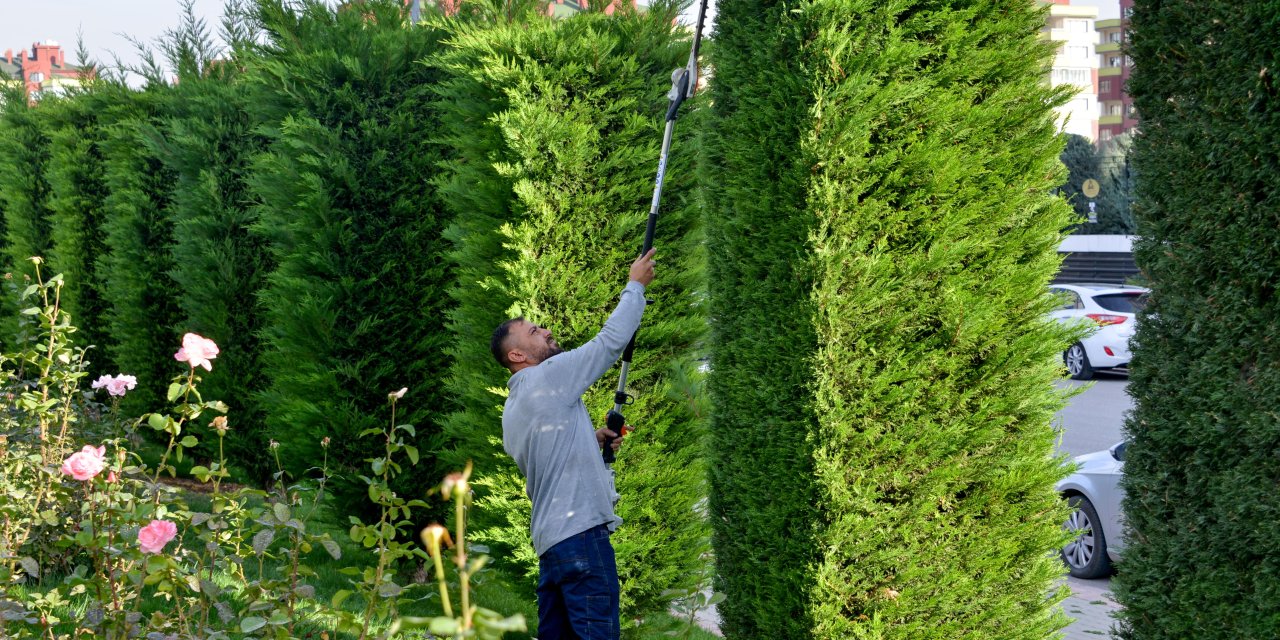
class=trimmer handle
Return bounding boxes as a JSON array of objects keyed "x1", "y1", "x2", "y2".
[{"x1": 603, "y1": 409, "x2": 627, "y2": 464}]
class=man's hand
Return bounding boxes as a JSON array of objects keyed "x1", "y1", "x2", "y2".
[
  {"x1": 629, "y1": 248, "x2": 656, "y2": 287},
  {"x1": 595, "y1": 426, "x2": 629, "y2": 452}
]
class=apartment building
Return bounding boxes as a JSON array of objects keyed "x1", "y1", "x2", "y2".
[
  {"x1": 1096, "y1": 0, "x2": 1137, "y2": 141},
  {"x1": 1042, "y1": 0, "x2": 1100, "y2": 141}
]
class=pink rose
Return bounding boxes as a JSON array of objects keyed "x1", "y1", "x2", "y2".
[
  {"x1": 137, "y1": 519, "x2": 178, "y2": 554},
  {"x1": 92, "y1": 374, "x2": 138, "y2": 397},
  {"x1": 174, "y1": 333, "x2": 219, "y2": 371},
  {"x1": 61, "y1": 445, "x2": 106, "y2": 481}
]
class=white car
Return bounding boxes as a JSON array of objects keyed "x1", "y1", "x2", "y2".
[
  {"x1": 1056, "y1": 441, "x2": 1126, "y2": 578},
  {"x1": 1049, "y1": 284, "x2": 1148, "y2": 379}
]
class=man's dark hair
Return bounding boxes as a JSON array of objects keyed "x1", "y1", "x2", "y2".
[{"x1": 490, "y1": 317, "x2": 525, "y2": 368}]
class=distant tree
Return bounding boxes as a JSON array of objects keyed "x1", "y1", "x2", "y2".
[
  {"x1": 1059, "y1": 133, "x2": 1101, "y2": 225},
  {"x1": 1096, "y1": 132, "x2": 1136, "y2": 234}
]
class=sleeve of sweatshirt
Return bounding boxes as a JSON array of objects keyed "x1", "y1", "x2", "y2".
[{"x1": 541, "y1": 281, "x2": 647, "y2": 399}]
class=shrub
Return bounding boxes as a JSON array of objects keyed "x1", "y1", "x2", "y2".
[
  {"x1": 43, "y1": 86, "x2": 121, "y2": 374},
  {"x1": 247, "y1": 0, "x2": 454, "y2": 519},
  {"x1": 161, "y1": 37, "x2": 274, "y2": 482},
  {"x1": 0, "y1": 87, "x2": 55, "y2": 347},
  {"x1": 98, "y1": 84, "x2": 182, "y2": 417},
  {"x1": 1114, "y1": 1, "x2": 1280, "y2": 637},
  {"x1": 0, "y1": 267, "x2": 523, "y2": 638},
  {"x1": 704, "y1": 0, "x2": 1076, "y2": 637},
  {"x1": 431, "y1": 6, "x2": 709, "y2": 618}
]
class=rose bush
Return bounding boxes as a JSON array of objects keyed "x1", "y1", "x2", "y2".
[{"x1": 0, "y1": 266, "x2": 523, "y2": 639}]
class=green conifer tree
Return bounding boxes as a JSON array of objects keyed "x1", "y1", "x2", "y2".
[
  {"x1": 432, "y1": 7, "x2": 709, "y2": 617},
  {"x1": 146, "y1": 3, "x2": 275, "y2": 479},
  {"x1": 0, "y1": 86, "x2": 55, "y2": 344},
  {"x1": 248, "y1": 0, "x2": 453, "y2": 515},
  {"x1": 1114, "y1": 1, "x2": 1280, "y2": 637},
  {"x1": 705, "y1": 0, "x2": 1077, "y2": 637},
  {"x1": 44, "y1": 86, "x2": 121, "y2": 372},
  {"x1": 98, "y1": 84, "x2": 181, "y2": 415}
]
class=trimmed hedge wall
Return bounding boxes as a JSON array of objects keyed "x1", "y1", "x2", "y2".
[
  {"x1": 1115, "y1": 1, "x2": 1280, "y2": 637},
  {"x1": 247, "y1": 0, "x2": 454, "y2": 514},
  {"x1": 705, "y1": 0, "x2": 1077, "y2": 637},
  {"x1": 99, "y1": 85, "x2": 181, "y2": 415},
  {"x1": 161, "y1": 64, "x2": 274, "y2": 480},
  {"x1": 0, "y1": 86, "x2": 54, "y2": 344},
  {"x1": 432, "y1": 7, "x2": 710, "y2": 618},
  {"x1": 44, "y1": 86, "x2": 117, "y2": 372}
]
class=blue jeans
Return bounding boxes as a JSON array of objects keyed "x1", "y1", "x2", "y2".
[{"x1": 536, "y1": 524, "x2": 620, "y2": 640}]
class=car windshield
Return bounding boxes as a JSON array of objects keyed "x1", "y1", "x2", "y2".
[{"x1": 1092, "y1": 292, "x2": 1146, "y2": 313}]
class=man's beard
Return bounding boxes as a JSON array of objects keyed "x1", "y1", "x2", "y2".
[{"x1": 536, "y1": 340, "x2": 564, "y2": 362}]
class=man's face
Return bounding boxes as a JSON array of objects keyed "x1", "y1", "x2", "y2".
[{"x1": 507, "y1": 319, "x2": 563, "y2": 367}]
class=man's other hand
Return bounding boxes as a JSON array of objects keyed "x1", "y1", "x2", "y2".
[
  {"x1": 595, "y1": 427, "x2": 627, "y2": 452},
  {"x1": 629, "y1": 248, "x2": 656, "y2": 287}
]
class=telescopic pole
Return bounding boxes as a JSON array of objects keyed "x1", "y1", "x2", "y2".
[{"x1": 603, "y1": 0, "x2": 709, "y2": 464}]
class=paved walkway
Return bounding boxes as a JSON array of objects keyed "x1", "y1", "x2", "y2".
[
  {"x1": 1060, "y1": 576, "x2": 1122, "y2": 639},
  {"x1": 684, "y1": 575, "x2": 1122, "y2": 638}
]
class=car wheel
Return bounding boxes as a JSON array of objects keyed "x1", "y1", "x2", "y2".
[
  {"x1": 1061, "y1": 494, "x2": 1113, "y2": 579},
  {"x1": 1064, "y1": 343, "x2": 1094, "y2": 380}
]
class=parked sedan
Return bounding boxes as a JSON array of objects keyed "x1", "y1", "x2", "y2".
[
  {"x1": 1056, "y1": 441, "x2": 1126, "y2": 579},
  {"x1": 1049, "y1": 283, "x2": 1148, "y2": 379}
]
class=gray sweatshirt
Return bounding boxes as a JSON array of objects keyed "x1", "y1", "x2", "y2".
[{"x1": 502, "y1": 281, "x2": 647, "y2": 557}]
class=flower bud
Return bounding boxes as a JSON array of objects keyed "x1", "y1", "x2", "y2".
[
  {"x1": 420, "y1": 523, "x2": 453, "y2": 559},
  {"x1": 441, "y1": 473, "x2": 469, "y2": 501},
  {"x1": 211, "y1": 416, "x2": 229, "y2": 436},
  {"x1": 321, "y1": 436, "x2": 331, "y2": 448},
  {"x1": 389, "y1": 387, "x2": 408, "y2": 401}
]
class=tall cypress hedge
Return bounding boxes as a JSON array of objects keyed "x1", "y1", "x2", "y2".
[
  {"x1": 0, "y1": 87, "x2": 54, "y2": 344},
  {"x1": 1114, "y1": 1, "x2": 1280, "y2": 637},
  {"x1": 248, "y1": 0, "x2": 453, "y2": 513},
  {"x1": 705, "y1": 1, "x2": 1076, "y2": 637},
  {"x1": 433, "y1": 7, "x2": 709, "y2": 617},
  {"x1": 98, "y1": 84, "x2": 182, "y2": 414},
  {"x1": 43, "y1": 86, "x2": 117, "y2": 371},
  {"x1": 163, "y1": 65, "x2": 273, "y2": 480}
]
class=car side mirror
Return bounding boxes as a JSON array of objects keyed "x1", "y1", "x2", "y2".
[{"x1": 1110, "y1": 441, "x2": 1128, "y2": 462}]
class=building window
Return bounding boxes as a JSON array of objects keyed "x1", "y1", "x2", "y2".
[
  {"x1": 1100, "y1": 80, "x2": 1112, "y2": 93},
  {"x1": 1066, "y1": 19, "x2": 1089, "y2": 33},
  {"x1": 1123, "y1": 7, "x2": 1134, "y2": 18},
  {"x1": 1109, "y1": 104, "x2": 1123, "y2": 116},
  {"x1": 1065, "y1": 45, "x2": 1089, "y2": 59},
  {"x1": 28, "y1": 71, "x2": 44, "y2": 83},
  {"x1": 1110, "y1": 32, "x2": 1122, "y2": 43},
  {"x1": 1109, "y1": 56, "x2": 1123, "y2": 68},
  {"x1": 1100, "y1": 130, "x2": 1113, "y2": 141},
  {"x1": 1052, "y1": 68, "x2": 1091, "y2": 87}
]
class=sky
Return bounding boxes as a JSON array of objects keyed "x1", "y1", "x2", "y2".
[{"x1": 1, "y1": 0, "x2": 1115, "y2": 81}]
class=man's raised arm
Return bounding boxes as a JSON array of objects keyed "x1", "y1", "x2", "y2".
[{"x1": 543, "y1": 249, "x2": 656, "y2": 398}]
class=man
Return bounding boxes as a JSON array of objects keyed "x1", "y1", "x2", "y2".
[{"x1": 490, "y1": 248, "x2": 656, "y2": 640}]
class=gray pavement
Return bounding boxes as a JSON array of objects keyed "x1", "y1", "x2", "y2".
[{"x1": 1054, "y1": 373, "x2": 1131, "y2": 640}]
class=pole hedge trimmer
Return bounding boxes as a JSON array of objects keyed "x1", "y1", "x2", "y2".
[{"x1": 602, "y1": 0, "x2": 710, "y2": 464}]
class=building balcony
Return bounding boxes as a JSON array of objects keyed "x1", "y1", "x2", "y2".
[
  {"x1": 1097, "y1": 42, "x2": 1121, "y2": 53},
  {"x1": 1046, "y1": 28, "x2": 1100, "y2": 44},
  {"x1": 1099, "y1": 66, "x2": 1124, "y2": 77},
  {"x1": 1099, "y1": 114, "x2": 1123, "y2": 125},
  {"x1": 1096, "y1": 18, "x2": 1122, "y2": 29}
]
